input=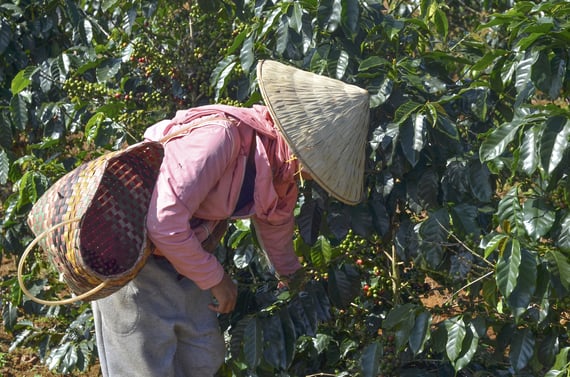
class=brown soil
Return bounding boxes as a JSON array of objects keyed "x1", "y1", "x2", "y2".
[{"x1": 0, "y1": 255, "x2": 101, "y2": 377}]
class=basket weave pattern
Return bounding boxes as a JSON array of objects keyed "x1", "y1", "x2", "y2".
[{"x1": 27, "y1": 142, "x2": 164, "y2": 301}]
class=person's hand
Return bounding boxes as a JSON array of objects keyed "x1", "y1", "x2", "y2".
[{"x1": 209, "y1": 273, "x2": 237, "y2": 313}]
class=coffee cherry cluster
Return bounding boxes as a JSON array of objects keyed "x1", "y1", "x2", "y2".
[{"x1": 378, "y1": 332, "x2": 400, "y2": 377}]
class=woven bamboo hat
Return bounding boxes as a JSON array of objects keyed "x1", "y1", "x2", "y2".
[
  {"x1": 19, "y1": 141, "x2": 164, "y2": 305},
  {"x1": 257, "y1": 60, "x2": 369, "y2": 205}
]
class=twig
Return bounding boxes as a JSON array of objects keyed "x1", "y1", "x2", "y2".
[{"x1": 444, "y1": 270, "x2": 494, "y2": 306}]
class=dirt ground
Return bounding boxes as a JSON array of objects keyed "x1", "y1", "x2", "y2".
[{"x1": 0, "y1": 255, "x2": 101, "y2": 377}]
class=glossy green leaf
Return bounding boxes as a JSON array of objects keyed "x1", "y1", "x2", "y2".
[
  {"x1": 556, "y1": 212, "x2": 570, "y2": 252},
  {"x1": 445, "y1": 317, "x2": 466, "y2": 362},
  {"x1": 433, "y1": 8, "x2": 448, "y2": 39},
  {"x1": 298, "y1": 199, "x2": 323, "y2": 245},
  {"x1": 546, "y1": 249, "x2": 570, "y2": 292},
  {"x1": 496, "y1": 186, "x2": 524, "y2": 236},
  {"x1": 496, "y1": 239, "x2": 521, "y2": 299},
  {"x1": 482, "y1": 233, "x2": 509, "y2": 259},
  {"x1": 522, "y1": 198, "x2": 555, "y2": 240},
  {"x1": 10, "y1": 67, "x2": 37, "y2": 94},
  {"x1": 508, "y1": 248, "x2": 537, "y2": 320},
  {"x1": 327, "y1": 263, "x2": 360, "y2": 308},
  {"x1": 96, "y1": 58, "x2": 121, "y2": 82},
  {"x1": 548, "y1": 53, "x2": 566, "y2": 99},
  {"x1": 317, "y1": 0, "x2": 341, "y2": 33},
  {"x1": 545, "y1": 347, "x2": 570, "y2": 377},
  {"x1": 0, "y1": 149, "x2": 8, "y2": 185},
  {"x1": 409, "y1": 310, "x2": 430, "y2": 355},
  {"x1": 509, "y1": 327, "x2": 535, "y2": 371},
  {"x1": 210, "y1": 55, "x2": 236, "y2": 100},
  {"x1": 310, "y1": 236, "x2": 332, "y2": 268},
  {"x1": 479, "y1": 121, "x2": 521, "y2": 162},
  {"x1": 418, "y1": 209, "x2": 449, "y2": 268},
  {"x1": 450, "y1": 203, "x2": 480, "y2": 237},
  {"x1": 289, "y1": 2, "x2": 303, "y2": 33},
  {"x1": 276, "y1": 14, "x2": 289, "y2": 54},
  {"x1": 518, "y1": 126, "x2": 539, "y2": 174},
  {"x1": 239, "y1": 35, "x2": 255, "y2": 72},
  {"x1": 0, "y1": 18, "x2": 11, "y2": 54},
  {"x1": 453, "y1": 322, "x2": 479, "y2": 372},
  {"x1": 469, "y1": 161, "x2": 492, "y2": 202},
  {"x1": 10, "y1": 93, "x2": 29, "y2": 131},
  {"x1": 336, "y1": 50, "x2": 349, "y2": 79},
  {"x1": 515, "y1": 50, "x2": 538, "y2": 95},
  {"x1": 360, "y1": 341, "x2": 382, "y2": 377},
  {"x1": 540, "y1": 115, "x2": 570, "y2": 174},
  {"x1": 341, "y1": 0, "x2": 359, "y2": 39}
]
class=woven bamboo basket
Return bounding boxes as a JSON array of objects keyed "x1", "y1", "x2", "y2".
[{"x1": 19, "y1": 141, "x2": 164, "y2": 305}]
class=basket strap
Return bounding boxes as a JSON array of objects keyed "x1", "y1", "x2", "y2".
[
  {"x1": 18, "y1": 218, "x2": 110, "y2": 306},
  {"x1": 158, "y1": 115, "x2": 230, "y2": 144}
]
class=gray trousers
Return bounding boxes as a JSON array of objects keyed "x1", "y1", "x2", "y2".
[{"x1": 92, "y1": 256, "x2": 225, "y2": 377}]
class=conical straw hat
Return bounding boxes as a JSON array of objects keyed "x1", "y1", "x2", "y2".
[{"x1": 257, "y1": 60, "x2": 369, "y2": 205}]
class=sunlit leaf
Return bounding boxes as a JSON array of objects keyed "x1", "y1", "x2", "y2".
[
  {"x1": 540, "y1": 115, "x2": 570, "y2": 175},
  {"x1": 479, "y1": 121, "x2": 521, "y2": 162},
  {"x1": 522, "y1": 198, "x2": 555, "y2": 240},
  {"x1": 445, "y1": 316, "x2": 466, "y2": 362},
  {"x1": 496, "y1": 239, "x2": 521, "y2": 299}
]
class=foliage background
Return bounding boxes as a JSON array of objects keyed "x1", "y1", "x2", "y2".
[{"x1": 1, "y1": 0, "x2": 570, "y2": 376}]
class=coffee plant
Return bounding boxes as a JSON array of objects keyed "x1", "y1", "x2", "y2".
[{"x1": 2, "y1": 0, "x2": 570, "y2": 376}]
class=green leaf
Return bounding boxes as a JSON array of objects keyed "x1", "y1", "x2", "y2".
[
  {"x1": 10, "y1": 93, "x2": 30, "y2": 131},
  {"x1": 522, "y1": 198, "x2": 555, "y2": 240},
  {"x1": 327, "y1": 263, "x2": 360, "y2": 308},
  {"x1": 394, "y1": 101, "x2": 423, "y2": 126},
  {"x1": 479, "y1": 121, "x2": 521, "y2": 162},
  {"x1": 409, "y1": 310, "x2": 431, "y2": 355},
  {"x1": 239, "y1": 35, "x2": 255, "y2": 73},
  {"x1": 336, "y1": 50, "x2": 349, "y2": 79},
  {"x1": 482, "y1": 233, "x2": 508, "y2": 259},
  {"x1": 276, "y1": 14, "x2": 289, "y2": 55},
  {"x1": 548, "y1": 53, "x2": 566, "y2": 99},
  {"x1": 509, "y1": 327, "x2": 535, "y2": 371},
  {"x1": 360, "y1": 341, "x2": 382, "y2": 377},
  {"x1": 418, "y1": 209, "x2": 449, "y2": 268},
  {"x1": 515, "y1": 51, "x2": 538, "y2": 95},
  {"x1": 298, "y1": 199, "x2": 322, "y2": 245},
  {"x1": 469, "y1": 161, "x2": 492, "y2": 202},
  {"x1": 17, "y1": 171, "x2": 49, "y2": 210},
  {"x1": 508, "y1": 248, "x2": 537, "y2": 320},
  {"x1": 359, "y1": 56, "x2": 390, "y2": 72},
  {"x1": 96, "y1": 58, "x2": 122, "y2": 82},
  {"x1": 546, "y1": 249, "x2": 570, "y2": 292},
  {"x1": 318, "y1": 0, "x2": 341, "y2": 33},
  {"x1": 340, "y1": 0, "x2": 359, "y2": 39},
  {"x1": 310, "y1": 236, "x2": 332, "y2": 268},
  {"x1": 289, "y1": 2, "x2": 303, "y2": 33},
  {"x1": 453, "y1": 322, "x2": 479, "y2": 372},
  {"x1": 496, "y1": 186, "x2": 524, "y2": 236},
  {"x1": 496, "y1": 239, "x2": 522, "y2": 299},
  {"x1": 210, "y1": 56, "x2": 236, "y2": 101},
  {"x1": 518, "y1": 126, "x2": 539, "y2": 174},
  {"x1": 11, "y1": 67, "x2": 38, "y2": 94},
  {"x1": 445, "y1": 317, "x2": 466, "y2": 362},
  {"x1": 556, "y1": 212, "x2": 570, "y2": 252},
  {"x1": 450, "y1": 203, "x2": 480, "y2": 237},
  {"x1": 433, "y1": 8, "x2": 448, "y2": 39},
  {"x1": 540, "y1": 115, "x2": 570, "y2": 175},
  {"x1": 0, "y1": 149, "x2": 8, "y2": 185},
  {"x1": 545, "y1": 347, "x2": 570, "y2": 377},
  {"x1": 0, "y1": 18, "x2": 11, "y2": 54}
]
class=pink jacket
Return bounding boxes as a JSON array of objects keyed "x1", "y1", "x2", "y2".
[{"x1": 144, "y1": 105, "x2": 302, "y2": 290}]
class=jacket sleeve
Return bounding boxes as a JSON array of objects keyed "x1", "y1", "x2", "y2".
[
  {"x1": 252, "y1": 173, "x2": 302, "y2": 277},
  {"x1": 146, "y1": 123, "x2": 238, "y2": 290}
]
